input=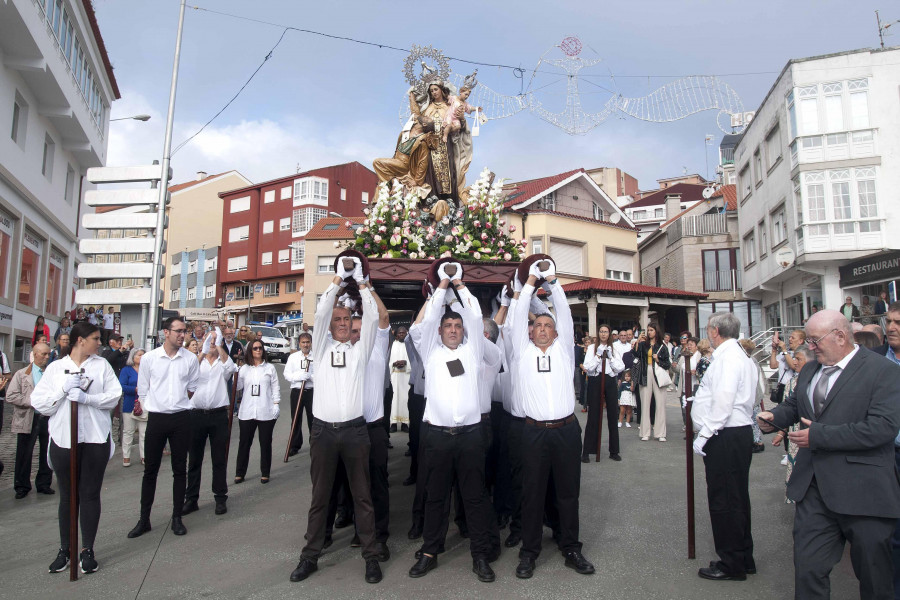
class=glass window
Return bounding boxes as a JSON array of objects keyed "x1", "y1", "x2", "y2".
[
  {"x1": 187, "y1": 287, "x2": 196, "y2": 300},
  {"x1": 654, "y1": 208, "x2": 663, "y2": 219},
  {"x1": 286, "y1": 281, "x2": 297, "y2": 293},
  {"x1": 0, "y1": 212, "x2": 13, "y2": 297},
  {"x1": 771, "y1": 205, "x2": 787, "y2": 246},
  {"x1": 264, "y1": 283, "x2": 279, "y2": 297},
  {"x1": 362, "y1": 191, "x2": 369, "y2": 204},
  {"x1": 42, "y1": 135, "x2": 55, "y2": 179},
  {"x1": 46, "y1": 248, "x2": 63, "y2": 314},
  {"x1": 754, "y1": 151, "x2": 763, "y2": 183},
  {"x1": 292, "y1": 207, "x2": 328, "y2": 235},
  {"x1": 799, "y1": 97, "x2": 818, "y2": 135},
  {"x1": 807, "y1": 183, "x2": 826, "y2": 221},
  {"x1": 318, "y1": 256, "x2": 336, "y2": 274},
  {"x1": 230, "y1": 197, "x2": 250, "y2": 213},
  {"x1": 743, "y1": 232, "x2": 755, "y2": 265},
  {"x1": 824, "y1": 94, "x2": 843, "y2": 131},
  {"x1": 278, "y1": 249, "x2": 289, "y2": 263},
  {"x1": 291, "y1": 242, "x2": 305, "y2": 268},
  {"x1": 227, "y1": 256, "x2": 247, "y2": 272},
  {"x1": 826, "y1": 133, "x2": 847, "y2": 145},
  {"x1": 281, "y1": 186, "x2": 291, "y2": 200},
  {"x1": 531, "y1": 237, "x2": 542, "y2": 255},
  {"x1": 850, "y1": 92, "x2": 869, "y2": 129},
  {"x1": 279, "y1": 217, "x2": 290, "y2": 231},
  {"x1": 832, "y1": 181, "x2": 851, "y2": 219},
  {"x1": 228, "y1": 225, "x2": 249, "y2": 242},
  {"x1": 205, "y1": 285, "x2": 215, "y2": 299},
  {"x1": 263, "y1": 220, "x2": 274, "y2": 234},
  {"x1": 261, "y1": 252, "x2": 272, "y2": 265},
  {"x1": 19, "y1": 230, "x2": 42, "y2": 309},
  {"x1": 801, "y1": 137, "x2": 823, "y2": 149},
  {"x1": 264, "y1": 190, "x2": 275, "y2": 203},
  {"x1": 171, "y1": 289, "x2": 179, "y2": 302}
]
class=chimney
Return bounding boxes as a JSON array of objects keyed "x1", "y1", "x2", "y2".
[
  {"x1": 664, "y1": 194, "x2": 681, "y2": 220},
  {"x1": 196, "y1": 171, "x2": 208, "y2": 181}
]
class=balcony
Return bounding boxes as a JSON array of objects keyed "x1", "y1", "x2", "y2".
[
  {"x1": 703, "y1": 269, "x2": 742, "y2": 292},
  {"x1": 789, "y1": 130, "x2": 876, "y2": 169},
  {"x1": 795, "y1": 219, "x2": 885, "y2": 256},
  {"x1": 666, "y1": 213, "x2": 728, "y2": 244}
]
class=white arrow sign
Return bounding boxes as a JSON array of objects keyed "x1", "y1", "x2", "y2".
[
  {"x1": 81, "y1": 213, "x2": 160, "y2": 230},
  {"x1": 76, "y1": 288, "x2": 156, "y2": 306},
  {"x1": 79, "y1": 238, "x2": 157, "y2": 254},
  {"x1": 86, "y1": 165, "x2": 171, "y2": 184},
  {"x1": 85, "y1": 189, "x2": 164, "y2": 207}
]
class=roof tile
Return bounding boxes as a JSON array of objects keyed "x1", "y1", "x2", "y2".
[
  {"x1": 502, "y1": 168, "x2": 584, "y2": 208},
  {"x1": 305, "y1": 217, "x2": 364, "y2": 240},
  {"x1": 558, "y1": 278, "x2": 707, "y2": 299}
]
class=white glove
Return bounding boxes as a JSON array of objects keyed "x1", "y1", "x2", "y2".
[
  {"x1": 528, "y1": 261, "x2": 543, "y2": 280},
  {"x1": 499, "y1": 285, "x2": 511, "y2": 307},
  {"x1": 62, "y1": 373, "x2": 82, "y2": 393},
  {"x1": 449, "y1": 262, "x2": 464, "y2": 281},
  {"x1": 297, "y1": 371, "x2": 311, "y2": 382},
  {"x1": 215, "y1": 327, "x2": 224, "y2": 347},
  {"x1": 67, "y1": 387, "x2": 86, "y2": 404},
  {"x1": 692, "y1": 435, "x2": 708, "y2": 457},
  {"x1": 537, "y1": 260, "x2": 556, "y2": 280},
  {"x1": 273, "y1": 403, "x2": 280, "y2": 420},
  {"x1": 336, "y1": 258, "x2": 353, "y2": 280},
  {"x1": 201, "y1": 334, "x2": 212, "y2": 355},
  {"x1": 512, "y1": 276, "x2": 523, "y2": 293},
  {"x1": 437, "y1": 263, "x2": 452, "y2": 281},
  {"x1": 681, "y1": 395, "x2": 687, "y2": 409},
  {"x1": 351, "y1": 257, "x2": 365, "y2": 283}
]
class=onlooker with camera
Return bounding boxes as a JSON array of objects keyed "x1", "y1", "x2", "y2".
[{"x1": 769, "y1": 329, "x2": 805, "y2": 404}]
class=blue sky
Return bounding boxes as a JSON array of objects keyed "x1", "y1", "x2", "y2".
[{"x1": 97, "y1": 0, "x2": 890, "y2": 191}]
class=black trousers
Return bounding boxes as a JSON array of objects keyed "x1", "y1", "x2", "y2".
[
  {"x1": 583, "y1": 374, "x2": 620, "y2": 457},
  {"x1": 141, "y1": 411, "x2": 191, "y2": 520},
  {"x1": 506, "y1": 415, "x2": 525, "y2": 535},
  {"x1": 408, "y1": 391, "x2": 426, "y2": 479},
  {"x1": 301, "y1": 419, "x2": 377, "y2": 561},
  {"x1": 325, "y1": 422, "x2": 390, "y2": 543},
  {"x1": 185, "y1": 408, "x2": 229, "y2": 503},
  {"x1": 50, "y1": 437, "x2": 110, "y2": 549},
  {"x1": 520, "y1": 417, "x2": 583, "y2": 559},
  {"x1": 14, "y1": 414, "x2": 53, "y2": 493},
  {"x1": 411, "y1": 422, "x2": 430, "y2": 527},
  {"x1": 235, "y1": 418, "x2": 276, "y2": 478},
  {"x1": 383, "y1": 385, "x2": 393, "y2": 434},
  {"x1": 289, "y1": 388, "x2": 314, "y2": 452},
  {"x1": 702, "y1": 425, "x2": 754, "y2": 576},
  {"x1": 421, "y1": 425, "x2": 492, "y2": 558},
  {"x1": 796, "y1": 478, "x2": 894, "y2": 599}
]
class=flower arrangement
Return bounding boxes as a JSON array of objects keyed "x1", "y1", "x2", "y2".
[{"x1": 348, "y1": 168, "x2": 525, "y2": 262}]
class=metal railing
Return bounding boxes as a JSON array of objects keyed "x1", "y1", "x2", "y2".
[
  {"x1": 703, "y1": 268, "x2": 742, "y2": 292},
  {"x1": 667, "y1": 213, "x2": 729, "y2": 244}
]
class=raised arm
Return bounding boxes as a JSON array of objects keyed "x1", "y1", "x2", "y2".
[
  {"x1": 547, "y1": 278, "x2": 574, "y2": 365},
  {"x1": 456, "y1": 282, "x2": 484, "y2": 361},
  {"x1": 415, "y1": 285, "x2": 448, "y2": 363},
  {"x1": 369, "y1": 286, "x2": 390, "y2": 329},
  {"x1": 312, "y1": 280, "x2": 342, "y2": 363},
  {"x1": 357, "y1": 286, "x2": 379, "y2": 362},
  {"x1": 510, "y1": 282, "x2": 533, "y2": 360}
]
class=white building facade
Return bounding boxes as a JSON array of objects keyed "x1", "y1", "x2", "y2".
[
  {"x1": 0, "y1": 0, "x2": 118, "y2": 362},
  {"x1": 736, "y1": 47, "x2": 899, "y2": 328}
]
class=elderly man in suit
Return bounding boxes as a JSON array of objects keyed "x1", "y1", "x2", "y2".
[
  {"x1": 7, "y1": 342, "x2": 54, "y2": 499},
  {"x1": 758, "y1": 309, "x2": 900, "y2": 599}
]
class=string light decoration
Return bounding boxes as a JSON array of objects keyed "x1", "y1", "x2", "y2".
[{"x1": 399, "y1": 37, "x2": 747, "y2": 135}]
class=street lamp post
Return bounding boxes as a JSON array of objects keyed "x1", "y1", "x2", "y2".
[{"x1": 110, "y1": 114, "x2": 152, "y2": 122}]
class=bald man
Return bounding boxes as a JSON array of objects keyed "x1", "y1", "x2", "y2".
[
  {"x1": 8, "y1": 342, "x2": 54, "y2": 499},
  {"x1": 862, "y1": 323, "x2": 884, "y2": 345},
  {"x1": 759, "y1": 310, "x2": 900, "y2": 598}
]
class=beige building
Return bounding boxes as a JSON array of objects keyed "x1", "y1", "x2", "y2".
[{"x1": 300, "y1": 217, "x2": 362, "y2": 325}]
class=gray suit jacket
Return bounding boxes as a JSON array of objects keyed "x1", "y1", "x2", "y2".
[{"x1": 771, "y1": 348, "x2": 900, "y2": 518}]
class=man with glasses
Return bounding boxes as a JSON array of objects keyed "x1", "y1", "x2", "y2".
[
  {"x1": 127, "y1": 316, "x2": 200, "y2": 538},
  {"x1": 758, "y1": 310, "x2": 900, "y2": 598}
]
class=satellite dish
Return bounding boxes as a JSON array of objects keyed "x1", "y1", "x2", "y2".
[
  {"x1": 609, "y1": 212, "x2": 622, "y2": 224},
  {"x1": 702, "y1": 185, "x2": 716, "y2": 199},
  {"x1": 774, "y1": 247, "x2": 795, "y2": 269}
]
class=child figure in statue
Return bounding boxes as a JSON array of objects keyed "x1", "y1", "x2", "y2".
[{"x1": 442, "y1": 86, "x2": 478, "y2": 143}]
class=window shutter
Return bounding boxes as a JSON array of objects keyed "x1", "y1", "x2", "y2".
[
  {"x1": 605, "y1": 249, "x2": 633, "y2": 274},
  {"x1": 549, "y1": 240, "x2": 583, "y2": 275}
]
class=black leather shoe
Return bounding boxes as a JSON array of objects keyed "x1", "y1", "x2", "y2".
[
  {"x1": 473, "y1": 558, "x2": 495, "y2": 582},
  {"x1": 581, "y1": 455, "x2": 590, "y2": 463},
  {"x1": 387, "y1": 441, "x2": 394, "y2": 449},
  {"x1": 408, "y1": 554, "x2": 437, "y2": 578},
  {"x1": 389, "y1": 424, "x2": 398, "y2": 433},
  {"x1": 404, "y1": 449, "x2": 412, "y2": 457},
  {"x1": 504, "y1": 532, "x2": 521, "y2": 548},
  {"x1": 402, "y1": 476, "x2": 416, "y2": 486},
  {"x1": 334, "y1": 514, "x2": 352, "y2": 529},
  {"x1": 37, "y1": 487, "x2": 56, "y2": 495},
  {"x1": 323, "y1": 535, "x2": 333, "y2": 549},
  {"x1": 708, "y1": 560, "x2": 756, "y2": 575},
  {"x1": 365, "y1": 558, "x2": 382, "y2": 583},
  {"x1": 515, "y1": 557, "x2": 535, "y2": 579},
  {"x1": 609, "y1": 453, "x2": 622, "y2": 461},
  {"x1": 401, "y1": 423, "x2": 409, "y2": 433},
  {"x1": 564, "y1": 551, "x2": 595, "y2": 575},
  {"x1": 375, "y1": 542, "x2": 390, "y2": 562},
  {"x1": 351, "y1": 534, "x2": 361, "y2": 548},
  {"x1": 698, "y1": 564, "x2": 746, "y2": 581},
  {"x1": 14, "y1": 490, "x2": 28, "y2": 499},
  {"x1": 182, "y1": 500, "x2": 199, "y2": 515},
  {"x1": 407, "y1": 522, "x2": 423, "y2": 540},
  {"x1": 288, "y1": 448, "x2": 299, "y2": 457},
  {"x1": 127, "y1": 519, "x2": 151, "y2": 538},
  {"x1": 497, "y1": 513, "x2": 510, "y2": 529},
  {"x1": 215, "y1": 501, "x2": 227, "y2": 515},
  {"x1": 290, "y1": 559, "x2": 317, "y2": 582},
  {"x1": 171, "y1": 516, "x2": 187, "y2": 536}
]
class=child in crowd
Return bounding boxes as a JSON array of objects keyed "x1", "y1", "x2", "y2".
[{"x1": 617, "y1": 370, "x2": 635, "y2": 428}]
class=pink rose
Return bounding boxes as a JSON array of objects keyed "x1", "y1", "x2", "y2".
[
  {"x1": 499, "y1": 219, "x2": 506, "y2": 226},
  {"x1": 480, "y1": 232, "x2": 488, "y2": 240},
  {"x1": 504, "y1": 253, "x2": 512, "y2": 261},
  {"x1": 392, "y1": 214, "x2": 400, "y2": 222},
  {"x1": 441, "y1": 250, "x2": 452, "y2": 258},
  {"x1": 473, "y1": 220, "x2": 481, "y2": 228},
  {"x1": 509, "y1": 225, "x2": 517, "y2": 233},
  {"x1": 486, "y1": 222, "x2": 492, "y2": 229},
  {"x1": 444, "y1": 235, "x2": 453, "y2": 243},
  {"x1": 373, "y1": 234, "x2": 382, "y2": 242},
  {"x1": 379, "y1": 225, "x2": 387, "y2": 233},
  {"x1": 403, "y1": 220, "x2": 410, "y2": 227}
]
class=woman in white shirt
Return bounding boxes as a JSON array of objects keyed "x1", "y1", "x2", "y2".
[
  {"x1": 234, "y1": 340, "x2": 281, "y2": 484},
  {"x1": 31, "y1": 321, "x2": 122, "y2": 575}
]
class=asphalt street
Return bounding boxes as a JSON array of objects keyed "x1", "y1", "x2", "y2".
[{"x1": 0, "y1": 363, "x2": 861, "y2": 599}]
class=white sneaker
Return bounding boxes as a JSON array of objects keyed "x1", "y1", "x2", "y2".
[
  {"x1": 625, "y1": 423, "x2": 632, "y2": 428},
  {"x1": 617, "y1": 422, "x2": 622, "y2": 428},
  {"x1": 658, "y1": 437, "x2": 667, "y2": 442},
  {"x1": 780, "y1": 455, "x2": 788, "y2": 466},
  {"x1": 640, "y1": 436, "x2": 649, "y2": 441}
]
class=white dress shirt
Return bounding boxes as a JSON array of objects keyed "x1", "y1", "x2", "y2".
[
  {"x1": 284, "y1": 350, "x2": 314, "y2": 390},
  {"x1": 237, "y1": 362, "x2": 281, "y2": 421},
  {"x1": 510, "y1": 282, "x2": 576, "y2": 421},
  {"x1": 406, "y1": 336, "x2": 425, "y2": 396},
  {"x1": 137, "y1": 346, "x2": 201, "y2": 413},
  {"x1": 691, "y1": 338, "x2": 757, "y2": 438},
  {"x1": 807, "y1": 345, "x2": 859, "y2": 413},
  {"x1": 479, "y1": 340, "x2": 503, "y2": 413},
  {"x1": 583, "y1": 343, "x2": 625, "y2": 377},
  {"x1": 30, "y1": 354, "x2": 122, "y2": 450},
  {"x1": 310, "y1": 282, "x2": 378, "y2": 423},
  {"x1": 500, "y1": 296, "x2": 525, "y2": 417},
  {"x1": 413, "y1": 286, "x2": 485, "y2": 427},
  {"x1": 613, "y1": 340, "x2": 632, "y2": 359},
  {"x1": 191, "y1": 356, "x2": 237, "y2": 410},
  {"x1": 491, "y1": 331, "x2": 512, "y2": 409},
  {"x1": 363, "y1": 327, "x2": 390, "y2": 422}
]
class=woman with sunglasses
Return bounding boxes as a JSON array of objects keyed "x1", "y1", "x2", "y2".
[{"x1": 234, "y1": 340, "x2": 281, "y2": 484}]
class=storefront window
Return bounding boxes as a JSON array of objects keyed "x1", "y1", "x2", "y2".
[
  {"x1": 785, "y1": 294, "x2": 803, "y2": 327},
  {"x1": 46, "y1": 248, "x2": 64, "y2": 314},
  {"x1": 18, "y1": 230, "x2": 42, "y2": 309},
  {"x1": 0, "y1": 211, "x2": 12, "y2": 298},
  {"x1": 699, "y1": 301, "x2": 762, "y2": 339}
]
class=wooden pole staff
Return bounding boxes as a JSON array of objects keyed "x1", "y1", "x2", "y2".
[
  {"x1": 284, "y1": 359, "x2": 312, "y2": 463},
  {"x1": 66, "y1": 368, "x2": 82, "y2": 582},
  {"x1": 684, "y1": 359, "x2": 696, "y2": 560},
  {"x1": 595, "y1": 350, "x2": 607, "y2": 462},
  {"x1": 225, "y1": 372, "x2": 239, "y2": 463}
]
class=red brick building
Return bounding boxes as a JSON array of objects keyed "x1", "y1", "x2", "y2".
[{"x1": 218, "y1": 162, "x2": 377, "y2": 325}]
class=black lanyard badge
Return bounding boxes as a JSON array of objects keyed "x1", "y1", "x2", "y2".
[
  {"x1": 331, "y1": 351, "x2": 346, "y2": 368},
  {"x1": 446, "y1": 359, "x2": 465, "y2": 377},
  {"x1": 537, "y1": 355, "x2": 552, "y2": 373},
  {"x1": 301, "y1": 358, "x2": 310, "y2": 370},
  {"x1": 251, "y1": 384, "x2": 261, "y2": 397}
]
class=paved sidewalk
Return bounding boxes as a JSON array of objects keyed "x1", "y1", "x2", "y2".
[{"x1": 0, "y1": 375, "x2": 860, "y2": 599}]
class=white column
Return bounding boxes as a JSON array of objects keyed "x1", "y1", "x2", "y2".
[
  {"x1": 640, "y1": 305, "x2": 650, "y2": 331},
  {"x1": 687, "y1": 305, "x2": 698, "y2": 335},
  {"x1": 821, "y1": 264, "x2": 843, "y2": 315},
  {"x1": 586, "y1": 298, "x2": 598, "y2": 336}
]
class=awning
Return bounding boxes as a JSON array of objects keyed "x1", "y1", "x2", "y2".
[
  {"x1": 177, "y1": 307, "x2": 227, "y2": 320},
  {"x1": 222, "y1": 301, "x2": 294, "y2": 313}
]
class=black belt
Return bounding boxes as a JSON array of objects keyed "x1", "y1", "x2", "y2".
[
  {"x1": 367, "y1": 418, "x2": 386, "y2": 430},
  {"x1": 313, "y1": 416, "x2": 366, "y2": 430},
  {"x1": 480, "y1": 412, "x2": 491, "y2": 421},
  {"x1": 525, "y1": 414, "x2": 576, "y2": 429},
  {"x1": 427, "y1": 423, "x2": 480, "y2": 436},
  {"x1": 509, "y1": 415, "x2": 525, "y2": 422},
  {"x1": 191, "y1": 406, "x2": 228, "y2": 415}
]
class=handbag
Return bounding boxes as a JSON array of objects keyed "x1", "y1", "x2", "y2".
[
  {"x1": 132, "y1": 397, "x2": 143, "y2": 417},
  {"x1": 769, "y1": 383, "x2": 785, "y2": 405},
  {"x1": 653, "y1": 362, "x2": 672, "y2": 388}
]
